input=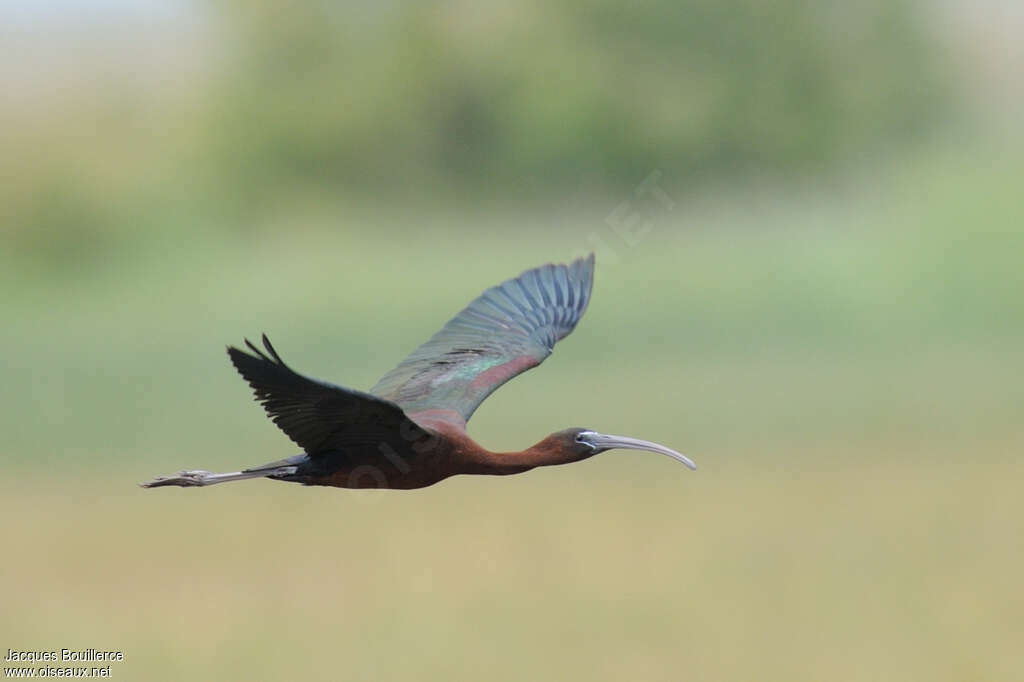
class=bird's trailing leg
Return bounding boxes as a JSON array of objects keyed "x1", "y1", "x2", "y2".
[{"x1": 140, "y1": 466, "x2": 297, "y2": 488}]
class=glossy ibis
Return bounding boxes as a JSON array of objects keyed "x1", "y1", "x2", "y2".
[{"x1": 142, "y1": 255, "x2": 695, "y2": 490}]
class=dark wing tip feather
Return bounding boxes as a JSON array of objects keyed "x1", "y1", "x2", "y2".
[
  {"x1": 231, "y1": 334, "x2": 287, "y2": 369},
  {"x1": 261, "y1": 333, "x2": 285, "y2": 364},
  {"x1": 243, "y1": 337, "x2": 266, "y2": 360},
  {"x1": 227, "y1": 336, "x2": 292, "y2": 399}
]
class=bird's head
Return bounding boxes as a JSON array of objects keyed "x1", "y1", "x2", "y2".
[{"x1": 551, "y1": 427, "x2": 697, "y2": 470}]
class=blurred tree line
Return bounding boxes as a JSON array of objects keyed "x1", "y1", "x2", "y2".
[
  {"x1": 207, "y1": 0, "x2": 946, "y2": 196},
  {"x1": 3, "y1": 0, "x2": 948, "y2": 258}
]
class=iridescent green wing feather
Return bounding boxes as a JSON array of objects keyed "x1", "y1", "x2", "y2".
[{"x1": 370, "y1": 254, "x2": 595, "y2": 425}]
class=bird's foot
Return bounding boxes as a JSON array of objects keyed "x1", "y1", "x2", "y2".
[{"x1": 139, "y1": 470, "x2": 214, "y2": 488}]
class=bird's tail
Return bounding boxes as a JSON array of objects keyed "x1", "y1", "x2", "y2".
[{"x1": 139, "y1": 464, "x2": 298, "y2": 488}]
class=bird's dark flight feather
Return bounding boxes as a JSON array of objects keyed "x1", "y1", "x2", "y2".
[
  {"x1": 228, "y1": 335, "x2": 430, "y2": 455},
  {"x1": 371, "y1": 254, "x2": 595, "y2": 424}
]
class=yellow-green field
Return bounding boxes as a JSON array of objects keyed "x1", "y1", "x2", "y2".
[
  {"x1": 3, "y1": 451, "x2": 1023, "y2": 681},
  {"x1": 2, "y1": 143, "x2": 1023, "y2": 680}
]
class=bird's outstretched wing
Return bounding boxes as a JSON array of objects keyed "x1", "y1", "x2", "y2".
[
  {"x1": 228, "y1": 335, "x2": 430, "y2": 455},
  {"x1": 370, "y1": 254, "x2": 595, "y2": 425}
]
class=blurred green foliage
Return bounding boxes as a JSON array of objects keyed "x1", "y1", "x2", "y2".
[
  {"x1": 209, "y1": 0, "x2": 945, "y2": 196},
  {"x1": 1, "y1": 0, "x2": 948, "y2": 260}
]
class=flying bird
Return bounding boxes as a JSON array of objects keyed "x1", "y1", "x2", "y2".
[{"x1": 142, "y1": 255, "x2": 695, "y2": 491}]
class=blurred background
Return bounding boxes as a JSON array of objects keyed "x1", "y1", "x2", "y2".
[{"x1": 2, "y1": 0, "x2": 1022, "y2": 679}]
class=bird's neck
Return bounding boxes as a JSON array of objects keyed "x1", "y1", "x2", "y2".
[
  {"x1": 417, "y1": 420, "x2": 575, "y2": 477},
  {"x1": 481, "y1": 434, "x2": 577, "y2": 474}
]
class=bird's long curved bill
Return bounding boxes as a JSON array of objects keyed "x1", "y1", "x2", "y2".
[{"x1": 588, "y1": 433, "x2": 697, "y2": 470}]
